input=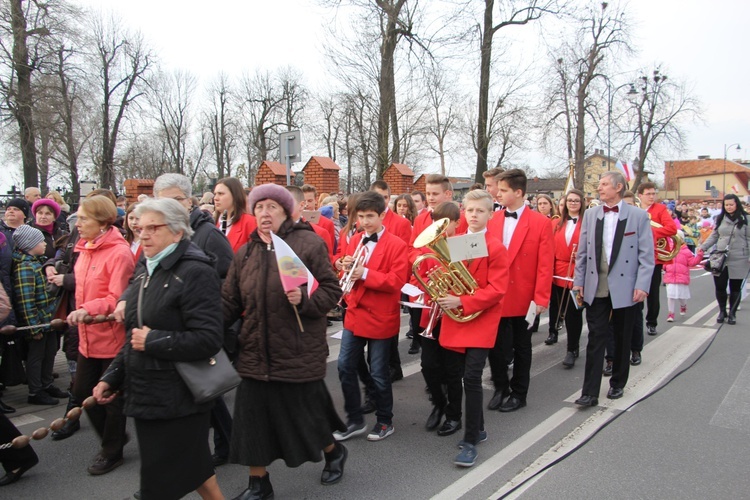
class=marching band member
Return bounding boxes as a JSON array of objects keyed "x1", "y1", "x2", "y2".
[
  {"x1": 637, "y1": 182, "x2": 677, "y2": 337},
  {"x1": 414, "y1": 202, "x2": 464, "y2": 437},
  {"x1": 546, "y1": 189, "x2": 586, "y2": 368},
  {"x1": 434, "y1": 190, "x2": 508, "y2": 467},
  {"x1": 369, "y1": 181, "x2": 412, "y2": 244},
  {"x1": 573, "y1": 172, "x2": 654, "y2": 406},
  {"x1": 486, "y1": 169, "x2": 554, "y2": 413},
  {"x1": 334, "y1": 192, "x2": 409, "y2": 442},
  {"x1": 482, "y1": 167, "x2": 504, "y2": 212}
]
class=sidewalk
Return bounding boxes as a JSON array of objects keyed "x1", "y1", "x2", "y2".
[{"x1": 2, "y1": 350, "x2": 72, "y2": 419}]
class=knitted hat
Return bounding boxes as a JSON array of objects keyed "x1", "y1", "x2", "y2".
[
  {"x1": 6, "y1": 198, "x2": 30, "y2": 218},
  {"x1": 32, "y1": 198, "x2": 61, "y2": 219},
  {"x1": 320, "y1": 205, "x2": 334, "y2": 219},
  {"x1": 12, "y1": 224, "x2": 45, "y2": 252},
  {"x1": 247, "y1": 184, "x2": 295, "y2": 217}
]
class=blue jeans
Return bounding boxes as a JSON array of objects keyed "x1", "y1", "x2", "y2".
[{"x1": 338, "y1": 329, "x2": 393, "y2": 425}]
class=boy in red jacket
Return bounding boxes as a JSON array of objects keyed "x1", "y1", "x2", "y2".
[
  {"x1": 334, "y1": 192, "x2": 409, "y2": 442},
  {"x1": 435, "y1": 190, "x2": 509, "y2": 467}
]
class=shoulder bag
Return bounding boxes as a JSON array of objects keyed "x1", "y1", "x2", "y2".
[
  {"x1": 704, "y1": 223, "x2": 736, "y2": 276},
  {"x1": 137, "y1": 273, "x2": 240, "y2": 404}
]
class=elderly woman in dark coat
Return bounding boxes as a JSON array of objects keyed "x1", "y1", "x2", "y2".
[
  {"x1": 94, "y1": 198, "x2": 224, "y2": 500},
  {"x1": 223, "y1": 184, "x2": 345, "y2": 500}
]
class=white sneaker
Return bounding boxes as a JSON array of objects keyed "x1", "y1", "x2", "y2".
[
  {"x1": 366, "y1": 422, "x2": 394, "y2": 441},
  {"x1": 333, "y1": 421, "x2": 367, "y2": 441}
]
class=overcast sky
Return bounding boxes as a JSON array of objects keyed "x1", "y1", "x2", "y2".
[{"x1": 7, "y1": 0, "x2": 748, "y2": 194}]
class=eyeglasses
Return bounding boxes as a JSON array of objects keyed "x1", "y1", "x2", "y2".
[{"x1": 138, "y1": 224, "x2": 168, "y2": 235}]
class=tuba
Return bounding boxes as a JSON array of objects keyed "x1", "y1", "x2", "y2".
[
  {"x1": 412, "y1": 218, "x2": 482, "y2": 323},
  {"x1": 649, "y1": 216, "x2": 683, "y2": 261}
]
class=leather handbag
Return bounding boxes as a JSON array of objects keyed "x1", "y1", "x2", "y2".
[
  {"x1": 137, "y1": 274, "x2": 241, "y2": 404},
  {"x1": 704, "y1": 225, "x2": 736, "y2": 276}
]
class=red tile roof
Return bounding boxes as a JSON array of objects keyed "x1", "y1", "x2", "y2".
[
  {"x1": 387, "y1": 163, "x2": 415, "y2": 177},
  {"x1": 306, "y1": 156, "x2": 341, "y2": 171},
  {"x1": 665, "y1": 159, "x2": 748, "y2": 190},
  {"x1": 260, "y1": 161, "x2": 295, "y2": 177}
]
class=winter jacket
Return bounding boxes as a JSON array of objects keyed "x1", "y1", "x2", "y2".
[
  {"x1": 11, "y1": 249, "x2": 55, "y2": 337},
  {"x1": 0, "y1": 221, "x2": 16, "y2": 253},
  {"x1": 663, "y1": 246, "x2": 703, "y2": 285},
  {"x1": 74, "y1": 227, "x2": 134, "y2": 358},
  {"x1": 102, "y1": 240, "x2": 224, "y2": 420},
  {"x1": 190, "y1": 207, "x2": 233, "y2": 280},
  {"x1": 699, "y1": 215, "x2": 750, "y2": 280},
  {"x1": 222, "y1": 218, "x2": 340, "y2": 383},
  {"x1": 30, "y1": 221, "x2": 67, "y2": 260}
]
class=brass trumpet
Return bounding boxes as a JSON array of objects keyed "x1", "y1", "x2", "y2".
[
  {"x1": 552, "y1": 244, "x2": 578, "y2": 330},
  {"x1": 648, "y1": 215, "x2": 683, "y2": 261},
  {"x1": 420, "y1": 301, "x2": 442, "y2": 340},
  {"x1": 338, "y1": 238, "x2": 369, "y2": 300},
  {"x1": 412, "y1": 218, "x2": 481, "y2": 323}
]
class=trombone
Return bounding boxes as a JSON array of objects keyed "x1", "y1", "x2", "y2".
[
  {"x1": 338, "y1": 238, "x2": 369, "y2": 303},
  {"x1": 552, "y1": 244, "x2": 577, "y2": 331}
]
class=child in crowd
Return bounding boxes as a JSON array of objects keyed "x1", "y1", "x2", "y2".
[
  {"x1": 12, "y1": 225, "x2": 67, "y2": 405},
  {"x1": 663, "y1": 230, "x2": 704, "y2": 321}
]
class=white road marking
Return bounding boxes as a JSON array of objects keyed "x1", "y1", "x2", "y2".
[
  {"x1": 9, "y1": 414, "x2": 44, "y2": 428},
  {"x1": 430, "y1": 407, "x2": 578, "y2": 500}
]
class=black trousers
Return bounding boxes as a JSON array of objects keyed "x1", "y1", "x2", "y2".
[
  {"x1": 489, "y1": 316, "x2": 532, "y2": 400},
  {"x1": 73, "y1": 354, "x2": 127, "y2": 459},
  {"x1": 0, "y1": 414, "x2": 38, "y2": 474},
  {"x1": 582, "y1": 297, "x2": 638, "y2": 397},
  {"x1": 420, "y1": 324, "x2": 463, "y2": 421},
  {"x1": 713, "y1": 267, "x2": 745, "y2": 313},
  {"x1": 548, "y1": 283, "x2": 561, "y2": 333},
  {"x1": 462, "y1": 348, "x2": 489, "y2": 446},
  {"x1": 551, "y1": 284, "x2": 584, "y2": 351},
  {"x1": 25, "y1": 332, "x2": 57, "y2": 395},
  {"x1": 645, "y1": 264, "x2": 663, "y2": 327}
]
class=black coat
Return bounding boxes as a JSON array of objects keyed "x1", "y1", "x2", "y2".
[
  {"x1": 189, "y1": 206, "x2": 234, "y2": 280},
  {"x1": 102, "y1": 240, "x2": 224, "y2": 420}
]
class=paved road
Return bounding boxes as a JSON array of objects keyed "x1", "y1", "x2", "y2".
[{"x1": 3, "y1": 268, "x2": 749, "y2": 499}]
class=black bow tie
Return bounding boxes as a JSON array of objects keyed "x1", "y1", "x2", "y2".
[
  {"x1": 569, "y1": 217, "x2": 578, "y2": 223},
  {"x1": 363, "y1": 233, "x2": 379, "y2": 244},
  {"x1": 504, "y1": 211, "x2": 518, "y2": 219},
  {"x1": 603, "y1": 205, "x2": 619, "y2": 214}
]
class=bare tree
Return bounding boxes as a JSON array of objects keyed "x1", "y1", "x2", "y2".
[
  {"x1": 205, "y1": 73, "x2": 236, "y2": 180},
  {"x1": 88, "y1": 14, "x2": 152, "y2": 190},
  {"x1": 541, "y1": 1, "x2": 632, "y2": 190},
  {"x1": 623, "y1": 68, "x2": 702, "y2": 191},
  {"x1": 424, "y1": 64, "x2": 456, "y2": 175},
  {"x1": 472, "y1": 0, "x2": 561, "y2": 182},
  {"x1": 150, "y1": 69, "x2": 196, "y2": 175}
]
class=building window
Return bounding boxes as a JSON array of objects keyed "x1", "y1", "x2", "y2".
[
  {"x1": 602, "y1": 160, "x2": 606, "y2": 167},
  {"x1": 705, "y1": 180, "x2": 711, "y2": 191}
]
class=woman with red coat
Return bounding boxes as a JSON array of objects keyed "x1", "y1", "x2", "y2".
[
  {"x1": 67, "y1": 196, "x2": 135, "y2": 475},
  {"x1": 213, "y1": 177, "x2": 257, "y2": 253},
  {"x1": 545, "y1": 189, "x2": 586, "y2": 368}
]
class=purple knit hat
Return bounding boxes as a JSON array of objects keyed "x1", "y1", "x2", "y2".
[
  {"x1": 247, "y1": 184, "x2": 295, "y2": 217},
  {"x1": 32, "y1": 198, "x2": 61, "y2": 219}
]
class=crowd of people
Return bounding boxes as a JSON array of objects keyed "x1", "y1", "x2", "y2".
[{"x1": 0, "y1": 173, "x2": 748, "y2": 498}]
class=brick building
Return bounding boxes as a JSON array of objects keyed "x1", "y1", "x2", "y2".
[
  {"x1": 123, "y1": 179, "x2": 154, "y2": 205},
  {"x1": 302, "y1": 156, "x2": 340, "y2": 195},
  {"x1": 413, "y1": 174, "x2": 426, "y2": 193},
  {"x1": 382, "y1": 163, "x2": 415, "y2": 194},
  {"x1": 664, "y1": 157, "x2": 750, "y2": 200},
  {"x1": 255, "y1": 160, "x2": 295, "y2": 187}
]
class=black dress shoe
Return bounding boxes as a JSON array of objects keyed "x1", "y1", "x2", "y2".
[
  {"x1": 87, "y1": 454, "x2": 124, "y2": 475},
  {"x1": 27, "y1": 392, "x2": 59, "y2": 405},
  {"x1": 717, "y1": 310, "x2": 726, "y2": 323},
  {"x1": 562, "y1": 351, "x2": 576, "y2": 368},
  {"x1": 544, "y1": 333, "x2": 558, "y2": 345},
  {"x1": 647, "y1": 325, "x2": 657, "y2": 336},
  {"x1": 0, "y1": 399, "x2": 15, "y2": 414},
  {"x1": 607, "y1": 387, "x2": 624, "y2": 399},
  {"x1": 44, "y1": 385, "x2": 69, "y2": 398},
  {"x1": 408, "y1": 339, "x2": 420, "y2": 355},
  {"x1": 51, "y1": 418, "x2": 80, "y2": 440},
  {"x1": 233, "y1": 472, "x2": 274, "y2": 500},
  {"x1": 0, "y1": 459, "x2": 37, "y2": 486},
  {"x1": 603, "y1": 361, "x2": 613, "y2": 377},
  {"x1": 437, "y1": 419, "x2": 462, "y2": 436},
  {"x1": 321, "y1": 443, "x2": 347, "y2": 485},
  {"x1": 212, "y1": 453, "x2": 228, "y2": 467},
  {"x1": 574, "y1": 395, "x2": 598, "y2": 407},
  {"x1": 425, "y1": 406, "x2": 444, "y2": 431},
  {"x1": 390, "y1": 367, "x2": 404, "y2": 382},
  {"x1": 499, "y1": 396, "x2": 526, "y2": 412},
  {"x1": 487, "y1": 390, "x2": 506, "y2": 410},
  {"x1": 727, "y1": 313, "x2": 736, "y2": 325},
  {"x1": 630, "y1": 351, "x2": 642, "y2": 366},
  {"x1": 361, "y1": 398, "x2": 376, "y2": 414}
]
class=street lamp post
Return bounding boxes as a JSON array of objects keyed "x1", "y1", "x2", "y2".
[{"x1": 723, "y1": 143, "x2": 741, "y2": 196}]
